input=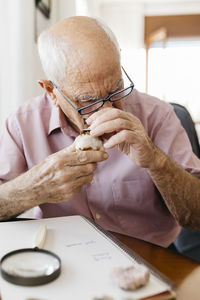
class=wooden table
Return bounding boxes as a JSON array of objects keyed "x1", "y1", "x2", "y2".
[{"x1": 113, "y1": 232, "x2": 200, "y2": 300}]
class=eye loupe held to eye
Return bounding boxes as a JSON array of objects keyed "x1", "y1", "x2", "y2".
[{"x1": 0, "y1": 225, "x2": 61, "y2": 286}]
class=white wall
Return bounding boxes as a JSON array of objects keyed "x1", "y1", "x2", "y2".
[
  {"x1": 99, "y1": 2, "x2": 145, "y2": 49},
  {"x1": 145, "y1": 1, "x2": 200, "y2": 16},
  {"x1": 0, "y1": 0, "x2": 41, "y2": 126},
  {"x1": 57, "y1": 0, "x2": 76, "y2": 21},
  {"x1": 0, "y1": 0, "x2": 76, "y2": 128}
]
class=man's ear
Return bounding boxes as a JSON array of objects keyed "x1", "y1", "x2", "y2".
[
  {"x1": 38, "y1": 79, "x2": 60, "y2": 107},
  {"x1": 38, "y1": 80, "x2": 56, "y2": 99}
]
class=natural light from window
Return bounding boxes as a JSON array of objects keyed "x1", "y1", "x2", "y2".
[{"x1": 148, "y1": 39, "x2": 200, "y2": 123}]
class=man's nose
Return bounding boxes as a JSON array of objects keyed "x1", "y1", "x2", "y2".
[{"x1": 103, "y1": 100, "x2": 113, "y2": 109}]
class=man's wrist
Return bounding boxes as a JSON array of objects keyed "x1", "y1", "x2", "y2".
[{"x1": 147, "y1": 146, "x2": 167, "y2": 172}]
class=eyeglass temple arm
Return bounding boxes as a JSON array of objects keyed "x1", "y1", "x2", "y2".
[
  {"x1": 49, "y1": 80, "x2": 78, "y2": 110},
  {"x1": 121, "y1": 66, "x2": 133, "y2": 84},
  {"x1": 50, "y1": 80, "x2": 58, "y2": 89}
]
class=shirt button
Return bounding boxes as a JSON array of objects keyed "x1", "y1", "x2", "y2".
[{"x1": 95, "y1": 213, "x2": 101, "y2": 220}]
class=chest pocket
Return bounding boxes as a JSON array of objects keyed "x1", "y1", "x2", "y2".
[{"x1": 112, "y1": 179, "x2": 157, "y2": 237}]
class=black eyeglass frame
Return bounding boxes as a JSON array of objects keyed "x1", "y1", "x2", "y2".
[{"x1": 50, "y1": 66, "x2": 134, "y2": 116}]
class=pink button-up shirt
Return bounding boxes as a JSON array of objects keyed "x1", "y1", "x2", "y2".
[{"x1": 1, "y1": 90, "x2": 200, "y2": 247}]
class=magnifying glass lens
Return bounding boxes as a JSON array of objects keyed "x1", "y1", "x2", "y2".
[
  {"x1": 1, "y1": 248, "x2": 61, "y2": 286},
  {"x1": 2, "y1": 251, "x2": 59, "y2": 277}
]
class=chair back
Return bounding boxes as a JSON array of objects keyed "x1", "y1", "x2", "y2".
[
  {"x1": 170, "y1": 102, "x2": 200, "y2": 262},
  {"x1": 170, "y1": 103, "x2": 200, "y2": 157}
]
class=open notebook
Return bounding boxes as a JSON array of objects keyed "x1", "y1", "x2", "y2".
[{"x1": 0, "y1": 216, "x2": 176, "y2": 300}]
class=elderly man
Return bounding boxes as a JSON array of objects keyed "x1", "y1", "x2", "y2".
[{"x1": 0, "y1": 16, "x2": 199, "y2": 247}]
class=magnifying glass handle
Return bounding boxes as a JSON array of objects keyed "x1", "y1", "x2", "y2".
[{"x1": 34, "y1": 224, "x2": 47, "y2": 249}]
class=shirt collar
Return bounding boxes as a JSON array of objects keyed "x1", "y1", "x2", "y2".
[{"x1": 47, "y1": 94, "x2": 78, "y2": 138}]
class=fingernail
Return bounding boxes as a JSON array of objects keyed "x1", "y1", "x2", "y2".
[
  {"x1": 90, "y1": 129, "x2": 97, "y2": 136},
  {"x1": 89, "y1": 123, "x2": 95, "y2": 129},
  {"x1": 79, "y1": 155, "x2": 87, "y2": 162},
  {"x1": 86, "y1": 117, "x2": 93, "y2": 124},
  {"x1": 104, "y1": 141, "x2": 110, "y2": 148},
  {"x1": 103, "y1": 152, "x2": 109, "y2": 159}
]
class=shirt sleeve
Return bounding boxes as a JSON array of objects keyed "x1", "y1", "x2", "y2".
[
  {"x1": 152, "y1": 107, "x2": 200, "y2": 177},
  {"x1": 0, "y1": 116, "x2": 27, "y2": 184}
]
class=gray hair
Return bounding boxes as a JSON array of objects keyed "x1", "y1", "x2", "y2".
[{"x1": 37, "y1": 17, "x2": 120, "y2": 84}]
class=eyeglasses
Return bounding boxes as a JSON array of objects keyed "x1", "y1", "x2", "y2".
[{"x1": 50, "y1": 66, "x2": 134, "y2": 116}]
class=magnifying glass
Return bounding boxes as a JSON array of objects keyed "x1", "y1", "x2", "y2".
[{"x1": 0, "y1": 224, "x2": 61, "y2": 286}]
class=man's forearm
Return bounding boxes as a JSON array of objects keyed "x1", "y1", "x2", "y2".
[
  {"x1": 0, "y1": 173, "x2": 39, "y2": 221},
  {"x1": 147, "y1": 146, "x2": 200, "y2": 230}
]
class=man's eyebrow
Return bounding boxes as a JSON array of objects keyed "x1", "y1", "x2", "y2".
[
  {"x1": 75, "y1": 78, "x2": 123, "y2": 102},
  {"x1": 75, "y1": 94, "x2": 101, "y2": 102}
]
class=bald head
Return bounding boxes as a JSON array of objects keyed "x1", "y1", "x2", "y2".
[
  {"x1": 50, "y1": 16, "x2": 118, "y2": 52},
  {"x1": 38, "y1": 16, "x2": 121, "y2": 85}
]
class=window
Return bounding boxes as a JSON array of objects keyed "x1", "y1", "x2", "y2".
[
  {"x1": 145, "y1": 14, "x2": 200, "y2": 123},
  {"x1": 148, "y1": 39, "x2": 200, "y2": 122}
]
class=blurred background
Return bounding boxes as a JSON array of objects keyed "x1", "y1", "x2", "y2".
[{"x1": 1, "y1": 0, "x2": 200, "y2": 135}]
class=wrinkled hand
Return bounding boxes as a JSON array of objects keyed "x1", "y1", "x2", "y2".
[
  {"x1": 24, "y1": 143, "x2": 108, "y2": 205},
  {"x1": 87, "y1": 107, "x2": 156, "y2": 168}
]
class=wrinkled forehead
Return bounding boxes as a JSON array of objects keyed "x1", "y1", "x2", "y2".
[
  {"x1": 59, "y1": 42, "x2": 120, "y2": 95},
  {"x1": 63, "y1": 61, "x2": 122, "y2": 101},
  {"x1": 68, "y1": 55, "x2": 120, "y2": 81}
]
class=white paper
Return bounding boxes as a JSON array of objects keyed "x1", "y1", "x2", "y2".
[{"x1": 0, "y1": 216, "x2": 170, "y2": 300}]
